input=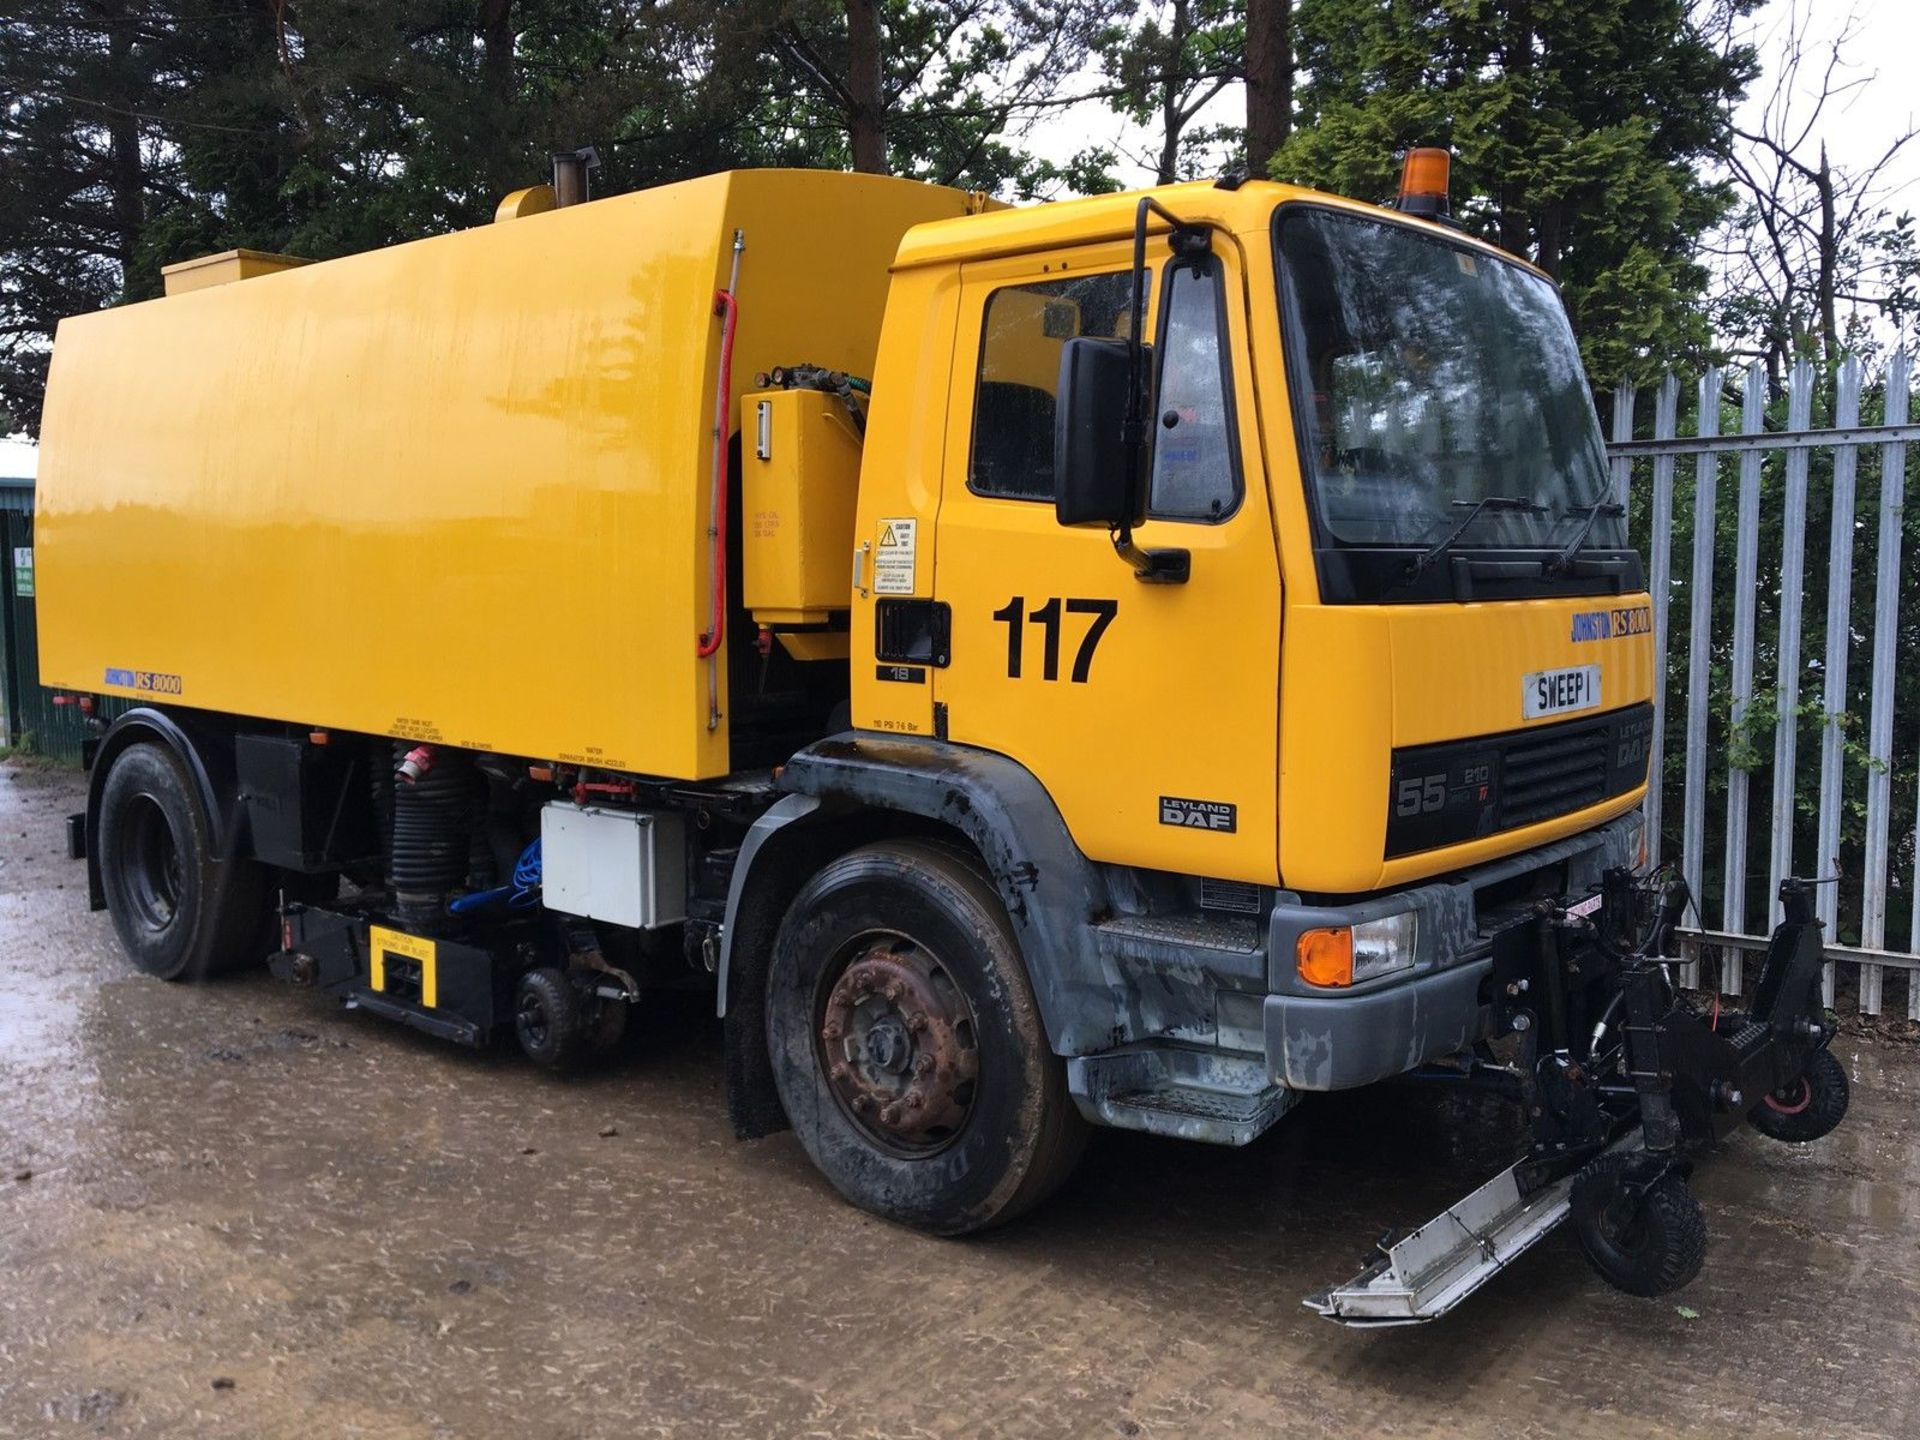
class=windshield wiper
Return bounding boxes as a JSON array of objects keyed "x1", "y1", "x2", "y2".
[
  {"x1": 1400, "y1": 495, "x2": 1547, "y2": 582},
  {"x1": 1544, "y1": 494, "x2": 1627, "y2": 575}
]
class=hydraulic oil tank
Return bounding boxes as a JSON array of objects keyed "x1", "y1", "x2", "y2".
[
  {"x1": 741, "y1": 387, "x2": 864, "y2": 629},
  {"x1": 34, "y1": 171, "x2": 978, "y2": 779}
]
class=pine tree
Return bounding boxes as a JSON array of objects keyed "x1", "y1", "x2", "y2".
[
  {"x1": 1273, "y1": 0, "x2": 1758, "y2": 386},
  {"x1": 1096, "y1": 0, "x2": 1244, "y2": 183}
]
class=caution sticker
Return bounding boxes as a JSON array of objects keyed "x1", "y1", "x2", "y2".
[
  {"x1": 369, "y1": 925, "x2": 438, "y2": 1008},
  {"x1": 873, "y1": 518, "x2": 918, "y2": 595}
]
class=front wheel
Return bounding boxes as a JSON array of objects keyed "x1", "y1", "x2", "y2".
[
  {"x1": 1749, "y1": 1048, "x2": 1850, "y2": 1143},
  {"x1": 765, "y1": 840, "x2": 1086, "y2": 1236},
  {"x1": 1570, "y1": 1153, "x2": 1707, "y2": 1297}
]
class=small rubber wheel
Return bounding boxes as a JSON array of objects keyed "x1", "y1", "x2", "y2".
[
  {"x1": 1571, "y1": 1154, "x2": 1707, "y2": 1297},
  {"x1": 1749, "y1": 1049, "x2": 1850, "y2": 1143},
  {"x1": 97, "y1": 742, "x2": 268, "y2": 981},
  {"x1": 514, "y1": 967, "x2": 584, "y2": 1070},
  {"x1": 766, "y1": 839, "x2": 1086, "y2": 1236}
]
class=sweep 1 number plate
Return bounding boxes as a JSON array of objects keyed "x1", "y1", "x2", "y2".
[{"x1": 1523, "y1": 665, "x2": 1601, "y2": 720}]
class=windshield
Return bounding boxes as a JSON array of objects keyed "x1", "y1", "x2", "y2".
[{"x1": 1274, "y1": 206, "x2": 1622, "y2": 558}]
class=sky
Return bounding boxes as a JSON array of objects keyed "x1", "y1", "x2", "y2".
[{"x1": 3, "y1": 0, "x2": 1912, "y2": 466}]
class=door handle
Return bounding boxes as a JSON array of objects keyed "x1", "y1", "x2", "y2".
[{"x1": 853, "y1": 540, "x2": 871, "y2": 598}]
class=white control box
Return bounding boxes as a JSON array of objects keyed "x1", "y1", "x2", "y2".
[{"x1": 539, "y1": 802, "x2": 686, "y2": 931}]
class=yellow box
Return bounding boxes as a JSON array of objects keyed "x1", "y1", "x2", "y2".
[
  {"x1": 38, "y1": 170, "x2": 977, "y2": 779},
  {"x1": 742, "y1": 388, "x2": 863, "y2": 627},
  {"x1": 159, "y1": 247, "x2": 310, "y2": 295}
]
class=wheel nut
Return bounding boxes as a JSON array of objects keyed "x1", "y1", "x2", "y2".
[
  {"x1": 885, "y1": 982, "x2": 904, "y2": 1002},
  {"x1": 881, "y1": 1101, "x2": 903, "y2": 1125},
  {"x1": 822, "y1": 1020, "x2": 845, "y2": 1041},
  {"x1": 829, "y1": 1063, "x2": 851, "y2": 1083},
  {"x1": 908, "y1": 1012, "x2": 928, "y2": 1033},
  {"x1": 913, "y1": 1054, "x2": 934, "y2": 1076}
]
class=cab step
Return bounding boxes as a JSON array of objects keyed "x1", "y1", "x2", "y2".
[{"x1": 1067, "y1": 1047, "x2": 1298, "y2": 1147}]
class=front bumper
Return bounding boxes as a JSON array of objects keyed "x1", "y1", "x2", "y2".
[
  {"x1": 1265, "y1": 959, "x2": 1490, "y2": 1090},
  {"x1": 1261, "y1": 811, "x2": 1641, "y2": 1091}
]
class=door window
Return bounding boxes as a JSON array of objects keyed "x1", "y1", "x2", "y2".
[
  {"x1": 968, "y1": 271, "x2": 1134, "y2": 501},
  {"x1": 967, "y1": 260, "x2": 1239, "y2": 522}
]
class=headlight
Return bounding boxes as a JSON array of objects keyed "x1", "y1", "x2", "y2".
[
  {"x1": 1353, "y1": 912, "x2": 1419, "y2": 982},
  {"x1": 1296, "y1": 911, "x2": 1419, "y2": 986}
]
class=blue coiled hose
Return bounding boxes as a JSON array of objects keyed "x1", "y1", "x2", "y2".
[{"x1": 447, "y1": 837, "x2": 543, "y2": 916}]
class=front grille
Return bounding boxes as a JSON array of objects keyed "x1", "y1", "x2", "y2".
[
  {"x1": 1501, "y1": 726, "x2": 1611, "y2": 826},
  {"x1": 1199, "y1": 877, "x2": 1263, "y2": 914},
  {"x1": 1385, "y1": 704, "x2": 1652, "y2": 859}
]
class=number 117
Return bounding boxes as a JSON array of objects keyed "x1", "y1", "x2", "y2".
[{"x1": 991, "y1": 596, "x2": 1118, "y2": 684}]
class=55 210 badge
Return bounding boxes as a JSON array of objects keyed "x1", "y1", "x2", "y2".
[{"x1": 1159, "y1": 796, "x2": 1237, "y2": 832}]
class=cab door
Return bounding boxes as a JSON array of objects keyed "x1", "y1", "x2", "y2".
[{"x1": 928, "y1": 236, "x2": 1282, "y2": 884}]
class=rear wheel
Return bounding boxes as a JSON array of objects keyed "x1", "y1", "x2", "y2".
[
  {"x1": 766, "y1": 839, "x2": 1086, "y2": 1236},
  {"x1": 1749, "y1": 1048, "x2": 1850, "y2": 1143},
  {"x1": 97, "y1": 742, "x2": 268, "y2": 981}
]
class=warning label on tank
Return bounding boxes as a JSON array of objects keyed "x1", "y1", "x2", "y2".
[{"x1": 873, "y1": 518, "x2": 917, "y2": 595}]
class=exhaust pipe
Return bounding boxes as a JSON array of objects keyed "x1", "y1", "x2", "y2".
[{"x1": 551, "y1": 146, "x2": 602, "y2": 208}]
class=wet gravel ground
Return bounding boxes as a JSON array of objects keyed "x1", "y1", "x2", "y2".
[{"x1": 3, "y1": 757, "x2": 1919, "y2": 1439}]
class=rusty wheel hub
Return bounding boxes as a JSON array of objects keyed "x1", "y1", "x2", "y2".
[{"x1": 819, "y1": 939, "x2": 978, "y2": 1153}]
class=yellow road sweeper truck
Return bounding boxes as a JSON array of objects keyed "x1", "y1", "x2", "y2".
[{"x1": 36, "y1": 152, "x2": 1849, "y2": 1323}]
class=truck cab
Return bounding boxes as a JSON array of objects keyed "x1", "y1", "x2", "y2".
[{"x1": 765, "y1": 175, "x2": 1650, "y2": 1127}]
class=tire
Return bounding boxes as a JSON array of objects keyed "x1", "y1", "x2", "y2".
[
  {"x1": 1749, "y1": 1048, "x2": 1850, "y2": 1144},
  {"x1": 1571, "y1": 1153, "x2": 1707, "y2": 1297},
  {"x1": 97, "y1": 742, "x2": 268, "y2": 981},
  {"x1": 765, "y1": 839, "x2": 1087, "y2": 1236},
  {"x1": 514, "y1": 966, "x2": 584, "y2": 1070}
]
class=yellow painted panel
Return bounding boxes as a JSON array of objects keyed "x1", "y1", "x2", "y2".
[
  {"x1": 38, "y1": 170, "x2": 977, "y2": 779},
  {"x1": 773, "y1": 631, "x2": 850, "y2": 662},
  {"x1": 1275, "y1": 596, "x2": 1654, "y2": 894},
  {"x1": 848, "y1": 263, "x2": 962, "y2": 739},
  {"x1": 894, "y1": 178, "x2": 1546, "y2": 279},
  {"x1": 160, "y1": 247, "x2": 311, "y2": 295},
  {"x1": 1386, "y1": 598, "x2": 1654, "y2": 744}
]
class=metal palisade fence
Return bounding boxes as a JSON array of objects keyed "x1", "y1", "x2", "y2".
[{"x1": 1605, "y1": 352, "x2": 1920, "y2": 1017}]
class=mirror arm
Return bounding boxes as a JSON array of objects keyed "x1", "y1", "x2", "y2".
[
  {"x1": 1110, "y1": 529, "x2": 1191, "y2": 584},
  {"x1": 1112, "y1": 196, "x2": 1209, "y2": 586}
]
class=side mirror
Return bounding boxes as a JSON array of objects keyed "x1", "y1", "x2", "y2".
[{"x1": 1053, "y1": 336, "x2": 1148, "y2": 529}]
